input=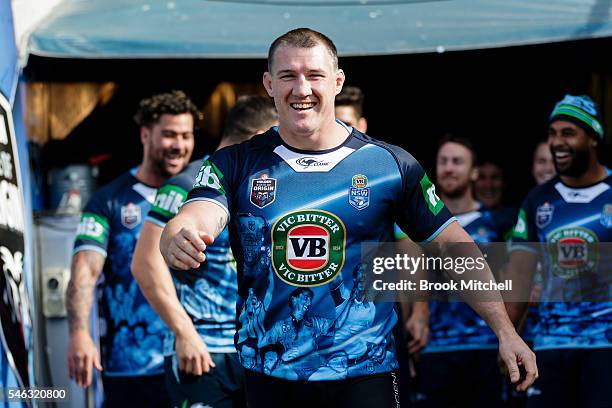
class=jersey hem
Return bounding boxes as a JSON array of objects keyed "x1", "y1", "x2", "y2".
[
  {"x1": 73, "y1": 245, "x2": 107, "y2": 258},
  {"x1": 424, "y1": 217, "x2": 457, "y2": 242},
  {"x1": 183, "y1": 197, "x2": 230, "y2": 220}
]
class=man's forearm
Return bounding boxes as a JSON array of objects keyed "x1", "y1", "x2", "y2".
[{"x1": 66, "y1": 251, "x2": 103, "y2": 333}]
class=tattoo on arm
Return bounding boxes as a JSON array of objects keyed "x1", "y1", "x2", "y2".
[
  {"x1": 66, "y1": 251, "x2": 104, "y2": 333},
  {"x1": 212, "y1": 213, "x2": 228, "y2": 238}
]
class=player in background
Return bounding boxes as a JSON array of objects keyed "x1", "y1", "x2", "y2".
[
  {"x1": 506, "y1": 94, "x2": 611, "y2": 408},
  {"x1": 66, "y1": 91, "x2": 198, "y2": 406},
  {"x1": 335, "y1": 85, "x2": 368, "y2": 133},
  {"x1": 414, "y1": 134, "x2": 514, "y2": 407},
  {"x1": 131, "y1": 95, "x2": 277, "y2": 408},
  {"x1": 160, "y1": 28, "x2": 536, "y2": 408}
]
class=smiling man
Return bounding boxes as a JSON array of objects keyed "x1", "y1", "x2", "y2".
[
  {"x1": 506, "y1": 94, "x2": 611, "y2": 408},
  {"x1": 66, "y1": 91, "x2": 198, "y2": 407},
  {"x1": 160, "y1": 28, "x2": 536, "y2": 408}
]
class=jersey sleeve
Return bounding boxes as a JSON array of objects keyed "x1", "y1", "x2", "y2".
[
  {"x1": 510, "y1": 196, "x2": 538, "y2": 253},
  {"x1": 185, "y1": 148, "x2": 235, "y2": 219},
  {"x1": 147, "y1": 177, "x2": 190, "y2": 228},
  {"x1": 391, "y1": 147, "x2": 455, "y2": 242},
  {"x1": 73, "y1": 190, "x2": 111, "y2": 258}
]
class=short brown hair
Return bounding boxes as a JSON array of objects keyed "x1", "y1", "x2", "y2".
[
  {"x1": 268, "y1": 28, "x2": 338, "y2": 73},
  {"x1": 133, "y1": 90, "x2": 200, "y2": 128},
  {"x1": 335, "y1": 86, "x2": 365, "y2": 118},
  {"x1": 223, "y1": 95, "x2": 278, "y2": 144},
  {"x1": 438, "y1": 133, "x2": 477, "y2": 167}
]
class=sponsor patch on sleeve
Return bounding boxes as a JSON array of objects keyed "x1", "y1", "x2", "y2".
[
  {"x1": 419, "y1": 174, "x2": 444, "y2": 216},
  {"x1": 193, "y1": 160, "x2": 226, "y2": 194},
  {"x1": 151, "y1": 184, "x2": 188, "y2": 219},
  {"x1": 513, "y1": 208, "x2": 528, "y2": 240},
  {"x1": 76, "y1": 212, "x2": 109, "y2": 243}
]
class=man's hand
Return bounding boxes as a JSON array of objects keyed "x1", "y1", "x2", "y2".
[
  {"x1": 67, "y1": 330, "x2": 102, "y2": 387},
  {"x1": 161, "y1": 227, "x2": 213, "y2": 270},
  {"x1": 405, "y1": 303, "x2": 430, "y2": 355},
  {"x1": 498, "y1": 331, "x2": 538, "y2": 391},
  {"x1": 175, "y1": 327, "x2": 216, "y2": 375}
]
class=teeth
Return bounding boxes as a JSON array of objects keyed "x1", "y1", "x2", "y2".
[{"x1": 292, "y1": 103, "x2": 315, "y2": 109}]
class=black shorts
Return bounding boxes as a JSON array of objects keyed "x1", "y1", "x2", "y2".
[
  {"x1": 415, "y1": 349, "x2": 503, "y2": 407},
  {"x1": 102, "y1": 373, "x2": 169, "y2": 408},
  {"x1": 244, "y1": 369, "x2": 401, "y2": 408},
  {"x1": 164, "y1": 353, "x2": 245, "y2": 408},
  {"x1": 527, "y1": 348, "x2": 612, "y2": 408}
]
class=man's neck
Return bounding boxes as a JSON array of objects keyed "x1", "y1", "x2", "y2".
[
  {"x1": 279, "y1": 120, "x2": 348, "y2": 151},
  {"x1": 134, "y1": 163, "x2": 165, "y2": 187},
  {"x1": 440, "y1": 189, "x2": 479, "y2": 215},
  {"x1": 560, "y1": 161, "x2": 608, "y2": 188}
]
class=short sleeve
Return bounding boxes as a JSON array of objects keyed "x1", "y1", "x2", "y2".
[
  {"x1": 510, "y1": 196, "x2": 538, "y2": 253},
  {"x1": 186, "y1": 149, "x2": 236, "y2": 219},
  {"x1": 391, "y1": 147, "x2": 454, "y2": 242},
  {"x1": 73, "y1": 191, "x2": 111, "y2": 258}
]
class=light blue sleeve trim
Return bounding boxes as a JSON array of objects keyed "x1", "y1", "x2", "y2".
[
  {"x1": 145, "y1": 216, "x2": 167, "y2": 229},
  {"x1": 424, "y1": 217, "x2": 457, "y2": 242},
  {"x1": 183, "y1": 197, "x2": 230, "y2": 221},
  {"x1": 510, "y1": 244, "x2": 538, "y2": 254},
  {"x1": 73, "y1": 245, "x2": 107, "y2": 258}
]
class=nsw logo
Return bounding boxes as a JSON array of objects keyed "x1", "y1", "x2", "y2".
[
  {"x1": 536, "y1": 202, "x2": 554, "y2": 228},
  {"x1": 272, "y1": 209, "x2": 345, "y2": 286},
  {"x1": 348, "y1": 174, "x2": 370, "y2": 210},
  {"x1": 121, "y1": 203, "x2": 141, "y2": 229},
  {"x1": 250, "y1": 175, "x2": 276, "y2": 209}
]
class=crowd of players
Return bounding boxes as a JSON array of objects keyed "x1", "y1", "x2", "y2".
[{"x1": 65, "y1": 28, "x2": 610, "y2": 408}]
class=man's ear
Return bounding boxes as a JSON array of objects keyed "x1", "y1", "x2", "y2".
[
  {"x1": 470, "y1": 167, "x2": 479, "y2": 182},
  {"x1": 263, "y1": 72, "x2": 274, "y2": 97},
  {"x1": 335, "y1": 69, "x2": 345, "y2": 95},
  {"x1": 357, "y1": 117, "x2": 368, "y2": 133},
  {"x1": 140, "y1": 126, "x2": 150, "y2": 146}
]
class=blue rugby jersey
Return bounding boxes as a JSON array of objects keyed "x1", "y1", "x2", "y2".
[
  {"x1": 425, "y1": 204, "x2": 513, "y2": 352},
  {"x1": 511, "y1": 172, "x2": 612, "y2": 350},
  {"x1": 185, "y1": 124, "x2": 455, "y2": 380},
  {"x1": 147, "y1": 159, "x2": 237, "y2": 354},
  {"x1": 73, "y1": 169, "x2": 167, "y2": 376}
]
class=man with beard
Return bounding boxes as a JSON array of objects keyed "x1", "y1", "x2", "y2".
[
  {"x1": 414, "y1": 134, "x2": 514, "y2": 407},
  {"x1": 131, "y1": 95, "x2": 277, "y2": 408},
  {"x1": 506, "y1": 94, "x2": 611, "y2": 407},
  {"x1": 66, "y1": 91, "x2": 197, "y2": 406}
]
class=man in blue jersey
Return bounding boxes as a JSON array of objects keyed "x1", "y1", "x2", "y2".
[
  {"x1": 414, "y1": 135, "x2": 514, "y2": 406},
  {"x1": 506, "y1": 94, "x2": 611, "y2": 408},
  {"x1": 131, "y1": 95, "x2": 278, "y2": 408},
  {"x1": 159, "y1": 28, "x2": 537, "y2": 408},
  {"x1": 66, "y1": 91, "x2": 198, "y2": 407}
]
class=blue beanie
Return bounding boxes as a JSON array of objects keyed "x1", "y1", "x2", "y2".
[{"x1": 550, "y1": 94, "x2": 604, "y2": 140}]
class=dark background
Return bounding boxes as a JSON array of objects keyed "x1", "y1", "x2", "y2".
[{"x1": 24, "y1": 36, "x2": 612, "y2": 208}]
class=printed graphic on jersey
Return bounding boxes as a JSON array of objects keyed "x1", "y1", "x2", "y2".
[
  {"x1": 536, "y1": 202, "x2": 554, "y2": 228},
  {"x1": 601, "y1": 204, "x2": 612, "y2": 228},
  {"x1": 121, "y1": 203, "x2": 141, "y2": 229},
  {"x1": 194, "y1": 160, "x2": 225, "y2": 194},
  {"x1": 76, "y1": 212, "x2": 109, "y2": 243},
  {"x1": 151, "y1": 184, "x2": 187, "y2": 219},
  {"x1": 513, "y1": 208, "x2": 528, "y2": 240},
  {"x1": 250, "y1": 175, "x2": 277, "y2": 209},
  {"x1": 546, "y1": 227, "x2": 599, "y2": 279},
  {"x1": 272, "y1": 209, "x2": 345, "y2": 286},
  {"x1": 419, "y1": 174, "x2": 444, "y2": 215},
  {"x1": 348, "y1": 174, "x2": 370, "y2": 210}
]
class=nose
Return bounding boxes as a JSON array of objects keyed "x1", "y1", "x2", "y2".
[{"x1": 293, "y1": 75, "x2": 311, "y2": 98}]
